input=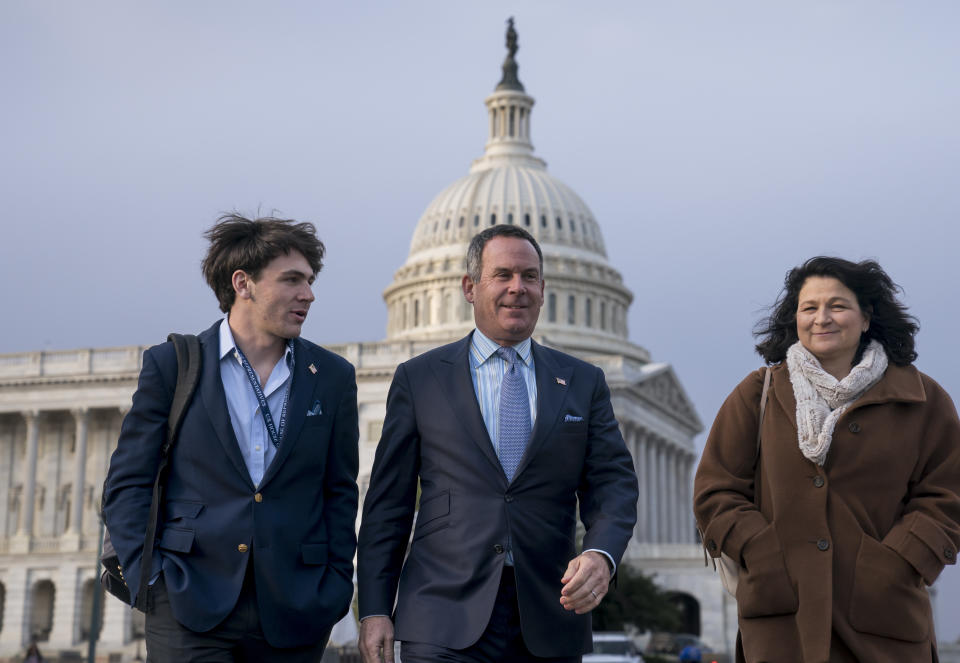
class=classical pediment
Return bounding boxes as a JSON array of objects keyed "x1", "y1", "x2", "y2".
[{"x1": 631, "y1": 363, "x2": 703, "y2": 434}]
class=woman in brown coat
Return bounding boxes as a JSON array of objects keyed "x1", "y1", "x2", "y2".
[{"x1": 694, "y1": 257, "x2": 960, "y2": 663}]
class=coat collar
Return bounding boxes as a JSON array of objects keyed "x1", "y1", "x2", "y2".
[
  {"x1": 197, "y1": 321, "x2": 254, "y2": 489},
  {"x1": 196, "y1": 321, "x2": 324, "y2": 490},
  {"x1": 431, "y1": 333, "x2": 575, "y2": 485},
  {"x1": 432, "y1": 333, "x2": 502, "y2": 478},
  {"x1": 770, "y1": 361, "x2": 926, "y2": 431},
  {"x1": 259, "y1": 335, "x2": 318, "y2": 488}
]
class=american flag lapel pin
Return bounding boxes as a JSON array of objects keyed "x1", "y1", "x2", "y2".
[
  {"x1": 555, "y1": 377, "x2": 566, "y2": 386},
  {"x1": 308, "y1": 363, "x2": 317, "y2": 374}
]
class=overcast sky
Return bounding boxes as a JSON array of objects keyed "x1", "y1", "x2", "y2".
[{"x1": 2, "y1": 1, "x2": 958, "y2": 642}]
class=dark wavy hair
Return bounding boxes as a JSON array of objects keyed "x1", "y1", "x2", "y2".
[
  {"x1": 754, "y1": 256, "x2": 918, "y2": 366},
  {"x1": 202, "y1": 213, "x2": 325, "y2": 313}
]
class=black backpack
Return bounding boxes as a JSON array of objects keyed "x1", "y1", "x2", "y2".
[{"x1": 100, "y1": 333, "x2": 201, "y2": 611}]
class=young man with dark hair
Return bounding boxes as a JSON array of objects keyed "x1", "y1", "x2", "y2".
[{"x1": 104, "y1": 214, "x2": 359, "y2": 662}]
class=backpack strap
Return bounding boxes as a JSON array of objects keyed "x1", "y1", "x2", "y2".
[
  {"x1": 757, "y1": 366, "x2": 772, "y2": 453},
  {"x1": 134, "y1": 333, "x2": 201, "y2": 611}
]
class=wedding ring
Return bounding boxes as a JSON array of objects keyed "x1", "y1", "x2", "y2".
[{"x1": 591, "y1": 590, "x2": 599, "y2": 601}]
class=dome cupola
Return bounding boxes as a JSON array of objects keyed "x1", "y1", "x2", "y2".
[{"x1": 383, "y1": 19, "x2": 647, "y2": 362}]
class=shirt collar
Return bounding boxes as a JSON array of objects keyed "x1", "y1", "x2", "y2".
[
  {"x1": 219, "y1": 316, "x2": 294, "y2": 366},
  {"x1": 470, "y1": 328, "x2": 532, "y2": 367}
]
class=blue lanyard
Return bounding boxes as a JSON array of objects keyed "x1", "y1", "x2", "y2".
[{"x1": 233, "y1": 340, "x2": 294, "y2": 449}]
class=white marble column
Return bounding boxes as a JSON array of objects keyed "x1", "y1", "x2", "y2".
[
  {"x1": 12, "y1": 410, "x2": 40, "y2": 550},
  {"x1": 0, "y1": 566, "x2": 29, "y2": 650},
  {"x1": 656, "y1": 440, "x2": 668, "y2": 543},
  {"x1": 0, "y1": 419, "x2": 15, "y2": 538},
  {"x1": 645, "y1": 434, "x2": 657, "y2": 543},
  {"x1": 686, "y1": 454, "x2": 697, "y2": 543},
  {"x1": 634, "y1": 429, "x2": 647, "y2": 542},
  {"x1": 676, "y1": 453, "x2": 688, "y2": 543},
  {"x1": 665, "y1": 446, "x2": 676, "y2": 543},
  {"x1": 63, "y1": 409, "x2": 89, "y2": 546}
]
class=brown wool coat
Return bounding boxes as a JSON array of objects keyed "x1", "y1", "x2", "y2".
[{"x1": 694, "y1": 363, "x2": 960, "y2": 663}]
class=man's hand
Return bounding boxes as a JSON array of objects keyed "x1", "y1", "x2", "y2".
[
  {"x1": 559, "y1": 550, "x2": 611, "y2": 614},
  {"x1": 359, "y1": 616, "x2": 395, "y2": 663}
]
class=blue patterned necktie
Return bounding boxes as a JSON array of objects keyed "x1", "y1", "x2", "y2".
[{"x1": 497, "y1": 346, "x2": 531, "y2": 482}]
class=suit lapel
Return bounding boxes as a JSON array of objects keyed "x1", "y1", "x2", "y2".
[
  {"x1": 513, "y1": 341, "x2": 573, "y2": 481},
  {"x1": 259, "y1": 337, "x2": 316, "y2": 488},
  {"x1": 432, "y1": 334, "x2": 505, "y2": 479},
  {"x1": 197, "y1": 323, "x2": 254, "y2": 489}
]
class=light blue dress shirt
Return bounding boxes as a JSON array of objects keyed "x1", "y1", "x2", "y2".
[
  {"x1": 468, "y1": 329, "x2": 538, "y2": 458},
  {"x1": 218, "y1": 318, "x2": 293, "y2": 488}
]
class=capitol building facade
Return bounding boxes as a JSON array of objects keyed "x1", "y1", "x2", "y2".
[{"x1": 0, "y1": 27, "x2": 734, "y2": 661}]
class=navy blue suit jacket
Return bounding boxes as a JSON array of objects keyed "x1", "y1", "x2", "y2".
[
  {"x1": 103, "y1": 321, "x2": 359, "y2": 648},
  {"x1": 357, "y1": 334, "x2": 638, "y2": 657}
]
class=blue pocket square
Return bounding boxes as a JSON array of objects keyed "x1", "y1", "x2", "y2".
[
  {"x1": 306, "y1": 401, "x2": 322, "y2": 417},
  {"x1": 563, "y1": 414, "x2": 583, "y2": 423}
]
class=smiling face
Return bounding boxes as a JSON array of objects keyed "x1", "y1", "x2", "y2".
[
  {"x1": 796, "y1": 275, "x2": 870, "y2": 373},
  {"x1": 462, "y1": 236, "x2": 545, "y2": 346},
  {"x1": 233, "y1": 250, "x2": 316, "y2": 341}
]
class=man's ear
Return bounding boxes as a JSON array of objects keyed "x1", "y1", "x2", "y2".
[
  {"x1": 232, "y1": 269, "x2": 253, "y2": 301},
  {"x1": 462, "y1": 274, "x2": 475, "y2": 303}
]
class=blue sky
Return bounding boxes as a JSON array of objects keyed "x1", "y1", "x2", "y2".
[{"x1": 2, "y1": 1, "x2": 958, "y2": 641}]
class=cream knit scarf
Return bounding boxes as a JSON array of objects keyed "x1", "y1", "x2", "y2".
[{"x1": 785, "y1": 339, "x2": 888, "y2": 466}]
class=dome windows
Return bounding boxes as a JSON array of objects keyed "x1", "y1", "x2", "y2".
[
  {"x1": 556, "y1": 216, "x2": 562, "y2": 230},
  {"x1": 507, "y1": 213, "x2": 514, "y2": 225},
  {"x1": 490, "y1": 213, "x2": 496, "y2": 225},
  {"x1": 524, "y1": 213, "x2": 531, "y2": 227},
  {"x1": 540, "y1": 215, "x2": 547, "y2": 228},
  {"x1": 474, "y1": 215, "x2": 480, "y2": 227}
]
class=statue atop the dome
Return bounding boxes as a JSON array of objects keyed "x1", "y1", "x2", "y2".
[{"x1": 496, "y1": 17, "x2": 525, "y2": 92}]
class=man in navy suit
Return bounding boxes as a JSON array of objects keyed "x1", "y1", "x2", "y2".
[
  {"x1": 104, "y1": 214, "x2": 359, "y2": 662},
  {"x1": 357, "y1": 226, "x2": 638, "y2": 663}
]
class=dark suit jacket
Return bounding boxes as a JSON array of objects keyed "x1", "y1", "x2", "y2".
[
  {"x1": 357, "y1": 333, "x2": 638, "y2": 657},
  {"x1": 103, "y1": 321, "x2": 359, "y2": 648}
]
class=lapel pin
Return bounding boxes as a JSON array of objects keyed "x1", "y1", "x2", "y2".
[
  {"x1": 308, "y1": 363, "x2": 317, "y2": 374},
  {"x1": 555, "y1": 377, "x2": 567, "y2": 386}
]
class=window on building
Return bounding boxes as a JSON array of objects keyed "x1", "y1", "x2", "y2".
[
  {"x1": 548, "y1": 293, "x2": 557, "y2": 322},
  {"x1": 474, "y1": 214, "x2": 480, "y2": 227},
  {"x1": 30, "y1": 580, "x2": 55, "y2": 642},
  {"x1": 490, "y1": 213, "x2": 496, "y2": 226},
  {"x1": 600, "y1": 301, "x2": 607, "y2": 330},
  {"x1": 556, "y1": 217, "x2": 563, "y2": 229},
  {"x1": 507, "y1": 213, "x2": 513, "y2": 225},
  {"x1": 414, "y1": 300, "x2": 420, "y2": 327},
  {"x1": 540, "y1": 215, "x2": 547, "y2": 228},
  {"x1": 586, "y1": 298, "x2": 593, "y2": 327},
  {"x1": 567, "y1": 295, "x2": 576, "y2": 325},
  {"x1": 524, "y1": 213, "x2": 531, "y2": 227}
]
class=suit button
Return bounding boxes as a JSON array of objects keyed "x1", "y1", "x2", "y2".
[
  {"x1": 946, "y1": 548, "x2": 955, "y2": 561},
  {"x1": 254, "y1": 493, "x2": 263, "y2": 503},
  {"x1": 707, "y1": 540, "x2": 718, "y2": 553},
  {"x1": 817, "y1": 539, "x2": 830, "y2": 551},
  {"x1": 848, "y1": 422, "x2": 861, "y2": 433},
  {"x1": 504, "y1": 495, "x2": 514, "y2": 503},
  {"x1": 813, "y1": 476, "x2": 825, "y2": 488},
  {"x1": 494, "y1": 544, "x2": 504, "y2": 554},
  {"x1": 238, "y1": 544, "x2": 249, "y2": 553}
]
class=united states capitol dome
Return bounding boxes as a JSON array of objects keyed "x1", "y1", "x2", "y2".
[{"x1": 384, "y1": 20, "x2": 647, "y2": 362}]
